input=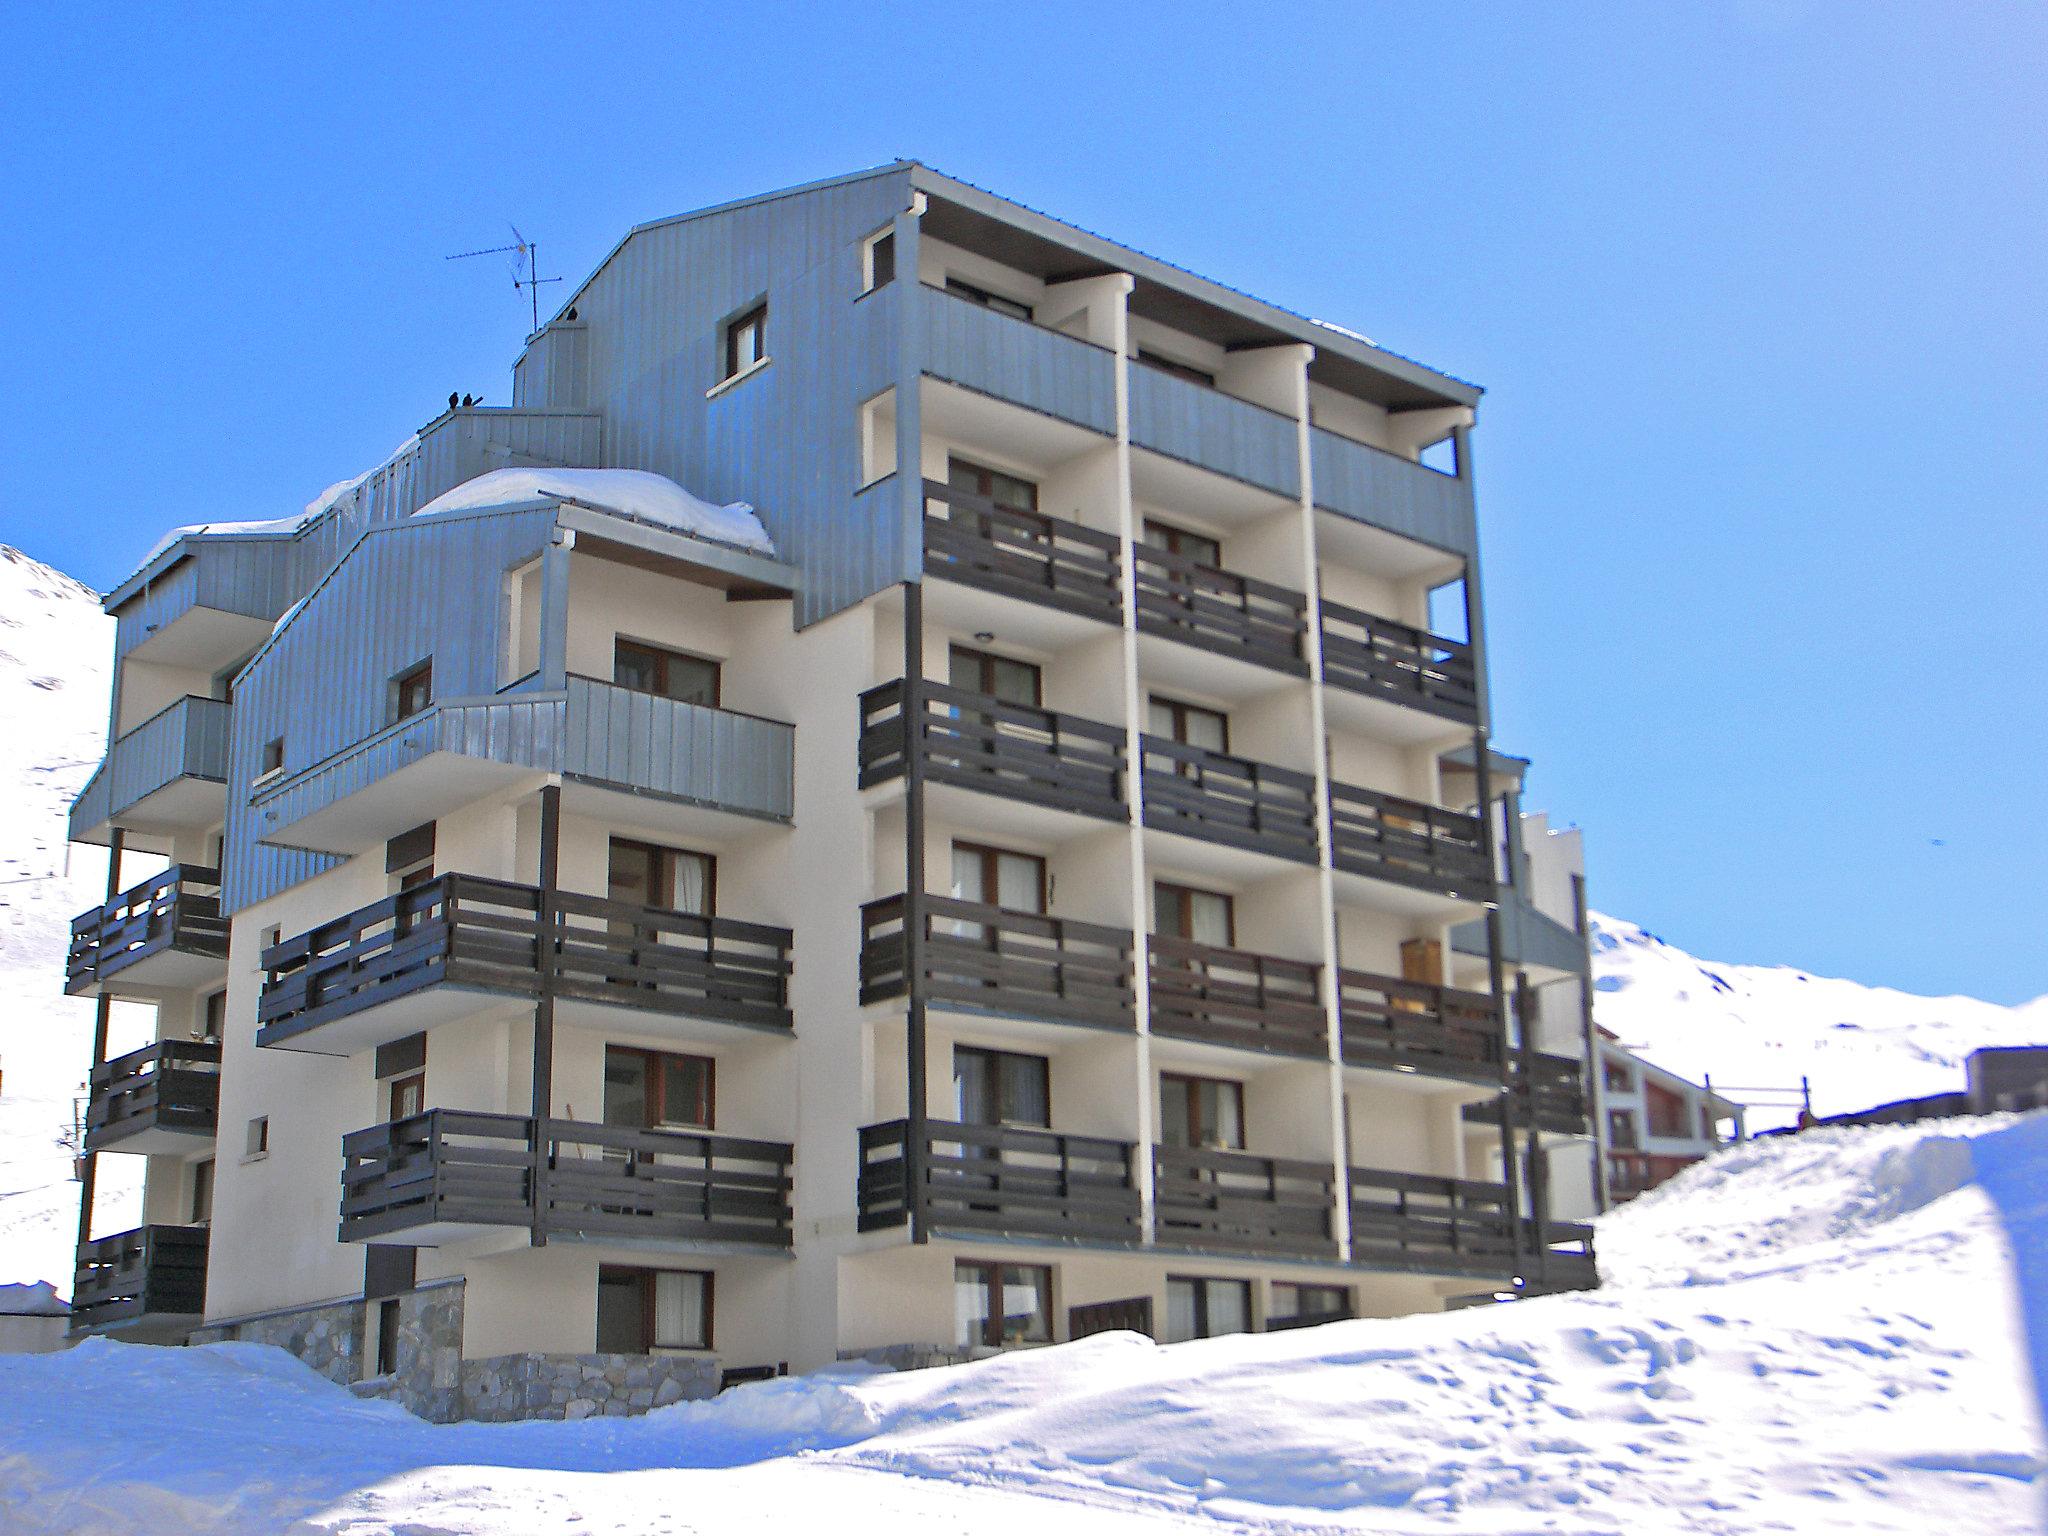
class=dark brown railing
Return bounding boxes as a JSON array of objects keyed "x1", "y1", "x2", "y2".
[
  {"x1": 1148, "y1": 935, "x2": 1326, "y2": 1057},
  {"x1": 1318, "y1": 599, "x2": 1478, "y2": 723},
  {"x1": 71, "y1": 1224, "x2": 208, "y2": 1332},
  {"x1": 1465, "y1": 1051, "x2": 1593, "y2": 1136},
  {"x1": 258, "y1": 874, "x2": 792, "y2": 1048},
  {"x1": 1346, "y1": 1167, "x2": 1518, "y2": 1275},
  {"x1": 1152, "y1": 1145, "x2": 1338, "y2": 1259},
  {"x1": 1524, "y1": 1219, "x2": 1599, "y2": 1290},
  {"x1": 857, "y1": 1118, "x2": 1142, "y2": 1244},
  {"x1": 339, "y1": 1109, "x2": 792, "y2": 1248},
  {"x1": 922, "y1": 479, "x2": 1122, "y2": 624},
  {"x1": 858, "y1": 678, "x2": 1126, "y2": 822},
  {"x1": 860, "y1": 893, "x2": 1134, "y2": 1030},
  {"x1": 1337, "y1": 970, "x2": 1502, "y2": 1081},
  {"x1": 1132, "y1": 541, "x2": 1309, "y2": 673},
  {"x1": 1327, "y1": 783, "x2": 1491, "y2": 897},
  {"x1": 85, "y1": 1039, "x2": 221, "y2": 1151},
  {"x1": 1140, "y1": 736, "x2": 1319, "y2": 865},
  {"x1": 66, "y1": 864, "x2": 227, "y2": 995}
]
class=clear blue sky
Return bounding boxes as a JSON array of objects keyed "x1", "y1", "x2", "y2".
[{"x1": 3, "y1": 5, "x2": 2041, "y2": 1003}]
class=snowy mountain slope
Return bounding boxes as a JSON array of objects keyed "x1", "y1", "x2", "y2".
[
  {"x1": 1, "y1": 1113, "x2": 2042, "y2": 1535},
  {"x1": 1591, "y1": 911, "x2": 2048, "y2": 1126},
  {"x1": 0, "y1": 549, "x2": 141, "y2": 1291}
]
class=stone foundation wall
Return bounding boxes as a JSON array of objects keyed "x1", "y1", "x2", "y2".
[
  {"x1": 192, "y1": 1292, "x2": 367, "y2": 1387},
  {"x1": 459, "y1": 1351, "x2": 719, "y2": 1421}
]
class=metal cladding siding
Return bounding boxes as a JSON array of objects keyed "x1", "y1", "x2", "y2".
[
  {"x1": 917, "y1": 283, "x2": 1117, "y2": 435},
  {"x1": 562, "y1": 678, "x2": 794, "y2": 822},
  {"x1": 222, "y1": 507, "x2": 560, "y2": 913},
  {"x1": 67, "y1": 696, "x2": 232, "y2": 840},
  {"x1": 512, "y1": 323, "x2": 591, "y2": 410},
  {"x1": 560, "y1": 168, "x2": 916, "y2": 628},
  {"x1": 1128, "y1": 366, "x2": 1301, "y2": 498},
  {"x1": 1310, "y1": 427, "x2": 1477, "y2": 557},
  {"x1": 112, "y1": 537, "x2": 303, "y2": 657}
]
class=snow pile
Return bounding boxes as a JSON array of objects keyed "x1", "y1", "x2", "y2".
[
  {"x1": 414, "y1": 468, "x2": 774, "y2": 554},
  {"x1": 0, "y1": 550, "x2": 143, "y2": 1293},
  {"x1": 0, "y1": 1283, "x2": 65, "y2": 1318},
  {"x1": 1592, "y1": 911, "x2": 2048, "y2": 1126},
  {"x1": 2, "y1": 1116, "x2": 2043, "y2": 1535}
]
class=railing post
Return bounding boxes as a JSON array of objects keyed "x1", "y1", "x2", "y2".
[
  {"x1": 73, "y1": 829, "x2": 123, "y2": 1287},
  {"x1": 530, "y1": 783, "x2": 562, "y2": 1246},
  {"x1": 902, "y1": 582, "x2": 930, "y2": 1244}
]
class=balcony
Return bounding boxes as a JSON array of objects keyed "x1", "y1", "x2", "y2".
[
  {"x1": 1151, "y1": 1145, "x2": 1337, "y2": 1260},
  {"x1": 858, "y1": 679, "x2": 1126, "y2": 823},
  {"x1": 69, "y1": 696, "x2": 232, "y2": 850},
  {"x1": 1140, "y1": 738, "x2": 1318, "y2": 866},
  {"x1": 66, "y1": 865, "x2": 228, "y2": 999},
  {"x1": 1148, "y1": 936, "x2": 1326, "y2": 1058},
  {"x1": 921, "y1": 478, "x2": 1121, "y2": 627},
  {"x1": 1128, "y1": 363, "x2": 1301, "y2": 498},
  {"x1": 257, "y1": 874, "x2": 792, "y2": 1055},
  {"x1": 1607, "y1": 1150, "x2": 1701, "y2": 1202},
  {"x1": 860, "y1": 893, "x2": 1135, "y2": 1031},
  {"x1": 252, "y1": 675, "x2": 793, "y2": 857},
  {"x1": 1345, "y1": 1167, "x2": 1519, "y2": 1278},
  {"x1": 1327, "y1": 783, "x2": 1492, "y2": 901},
  {"x1": 1131, "y1": 543, "x2": 1308, "y2": 677},
  {"x1": 1310, "y1": 424, "x2": 1473, "y2": 554},
  {"x1": 1524, "y1": 1219, "x2": 1599, "y2": 1291},
  {"x1": 1319, "y1": 600, "x2": 1478, "y2": 727},
  {"x1": 1336, "y1": 971, "x2": 1503, "y2": 1083},
  {"x1": 1464, "y1": 1051, "x2": 1593, "y2": 1137},
  {"x1": 856, "y1": 1118, "x2": 1143, "y2": 1246},
  {"x1": 84, "y1": 1040, "x2": 221, "y2": 1154},
  {"x1": 339, "y1": 1110, "x2": 793, "y2": 1248},
  {"x1": 918, "y1": 281, "x2": 1118, "y2": 436},
  {"x1": 70, "y1": 1224, "x2": 208, "y2": 1337}
]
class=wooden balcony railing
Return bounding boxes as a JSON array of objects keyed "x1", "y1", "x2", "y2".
[
  {"x1": 1131, "y1": 541, "x2": 1309, "y2": 674},
  {"x1": 258, "y1": 874, "x2": 792, "y2": 1048},
  {"x1": 85, "y1": 1040, "x2": 221, "y2": 1152},
  {"x1": 1318, "y1": 599, "x2": 1478, "y2": 724},
  {"x1": 1465, "y1": 1051, "x2": 1593, "y2": 1137},
  {"x1": 860, "y1": 892, "x2": 1135, "y2": 1030},
  {"x1": 340, "y1": 1109, "x2": 793, "y2": 1248},
  {"x1": 1524, "y1": 1219, "x2": 1599, "y2": 1290},
  {"x1": 1148, "y1": 935, "x2": 1326, "y2": 1057},
  {"x1": 858, "y1": 678, "x2": 1127, "y2": 822},
  {"x1": 65, "y1": 864, "x2": 227, "y2": 995},
  {"x1": 1327, "y1": 782, "x2": 1492, "y2": 897},
  {"x1": 1139, "y1": 737, "x2": 1319, "y2": 865},
  {"x1": 921, "y1": 478, "x2": 1122, "y2": 624},
  {"x1": 1336, "y1": 970, "x2": 1502, "y2": 1081},
  {"x1": 71, "y1": 1224, "x2": 208, "y2": 1332},
  {"x1": 1151, "y1": 1145, "x2": 1338, "y2": 1259},
  {"x1": 1346, "y1": 1167, "x2": 1518, "y2": 1276},
  {"x1": 856, "y1": 1118, "x2": 1142, "y2": 1245}
]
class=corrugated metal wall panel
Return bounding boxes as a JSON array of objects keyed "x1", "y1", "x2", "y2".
[
  {"x1": 917, "y1": 283, "x2": 1117, "y2": 435},
  {"x1": 1309, "y1": 427, "x2": 1475, "y2": 556},
  {"x1": 562, "y1": 678, "x2": 793, "y2": 821},
  {"x1": 105, "y1": 696, "x2": 231, "y2": 818},
  {"x1": 1128, "y1": 366, "x2": 1301, "y2": 497}
]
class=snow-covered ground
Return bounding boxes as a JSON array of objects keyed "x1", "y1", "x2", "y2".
[
  {"x1": 1, "y1": 1113, "x2": 2042, "y2": 1535},
  {"x1": 1592, "y1": 912, "x2": 2048, "y2": 1126}
]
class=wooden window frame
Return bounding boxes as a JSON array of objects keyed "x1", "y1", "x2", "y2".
[
  {"x1": 1269, "y1": 1281, "x2": 1350, "y2": 1323},
  {"x1": 391, "y1": 659, "x2": 433, "y2": 724},
  {"x1": 946, "y1": 644, "x2": 1043, "y2": 708},
  {"x1": 1153, "y1": 880, "x2": 1236, "y2": 947},
  {"x1": 1141, "y1": 518, "x2": 1223, "y2": 569},
  {"x1": 1159, "y1": 1071, "x2": 1246, "y2": 1151},
  {"x1": 864, "y1": 228, "x2": 896, "y2": 293},
  {"x1": 950, "y1": 840, "x2": 1048, "y2": 914},
  {"x1": 1148, "y1": 694, "x2": 1229, "y2": 755},
  {"x1": 598, "y1": 1264, "x2": 714, "y2": 1352},
  {"x1": 953, "y1": 1258, "x2": 1052, "y2": 1348},
  {"x1": 604, "y1": 1044, "x2": 717, "y2": 1131},
  {"x1": 723, "y1": 303, "x2": 767, "y2": 381},
  {"x1": 946, "y1": 455, "x2": 1040, "y2": 513},
  {"x1": 189, "y1": 1157, "x2": 214, "y2": 1225},
  {"x1": 613, "y1": 637, "x2": 722, "y2": 708},
  {"x1": 1166, "y1": 1274, "x2": 1252, "y2": 1340},
  {"x1": 944, "y1": 277, "x2": 1034, "y2": 324},
  {"x1": 1135, "y1": 350, "x2": 1216, "y2": 389},
  {"x1": 608, "y1": 836, "x2": 717, "y2": 917},
  {"x1": 952, "y1": 1044, "x2": 1052, "y2": 1129},
  {"x1": 385, "y1": 1071, "x2": 425, "y2": 1123}
]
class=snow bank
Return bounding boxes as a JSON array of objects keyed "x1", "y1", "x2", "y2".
[
  {"x1": 0, "y1": 1282, "x2": 65, "y2": 1317},
  {"x1": 1, "y1": 1117, "x2": 2042, "y2": 1535},
  {"x1": 413, "y1": 468, "x2": 774, "y2": 555}
]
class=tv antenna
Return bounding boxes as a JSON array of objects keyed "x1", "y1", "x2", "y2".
[{"x1": 447, "y1": 224, "x2": 563, "y2": 335}]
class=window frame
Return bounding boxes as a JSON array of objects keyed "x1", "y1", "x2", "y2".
[
  {"x1": 1147, "y1": 694, "x2": 1230, "y2": 755},
  {"x1": 1165, "y1": 1275, "x2": 1252, "y2": 1342},
  {"x1": 953, "y1": 1044, "x2": 1053, "y2": 1129},
  {"x1": 1153, "y1": 880, "x2": 1236, "y2": 947},
  {"x1": 953, "y1": 1258, "x2": 1053, "y2": 1349},
  {"x1": 607, "y1": 836, "x2": 717, "y2": 918},
  {"x1": 390, "y1": 659, "x2": 433, "y2": 724},
  {"x1": 613, "y1": 636, "x2": 722, "y2": 708},
  {"x1": 604, "y1": 1044, "x2": 717, "y2": 1132},
  {"x1": 944, "y1": 277, "x2": 1034, "y2": 324},
  {"x1": 950, "y1": 840, "x2": 1047, "y2": 914},
  {"x1": 1269, "y1": 1281, "x2": 1350, "y2": 1325},
  {"x1": 863, "y1": 228, "x2": 896, "y2": 293},
  {"x1": 1141, "y1": 518, "x2": 1223, "y2": 569},
  {"x1": 1158, "y1": 1072, "x2": 1246, "y2": 1151},
  {"x1": 597, "y1": 1264, "x2": 714, "y2": 1353},
  {"x1": 947, "y1": 644, "x2": 1043, "y2": 708},
  {"x1": 1135, "y1": 349, "x2": 1216, "y2": 389},
  {"x1": 722, "y1": 302, "x2": 768, "y2": 382}
]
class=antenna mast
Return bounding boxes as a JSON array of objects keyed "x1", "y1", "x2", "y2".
[{"x1": 447, "y1": 224, "x2": 564, "y2": 335}]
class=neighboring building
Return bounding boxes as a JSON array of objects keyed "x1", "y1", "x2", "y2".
[
  {"x1": 0, "y1": 1282, "x2": 70, "y2": 1355},
  {"x1": 1594, "y1": 1033, "x2": 1744, "y2": 1203},
  {"x1": 64, "y1": 162, "x2": 1596, "y2": 1419}
]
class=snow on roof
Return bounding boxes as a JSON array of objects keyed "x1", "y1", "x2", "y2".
[
  {"x1": 413, "y1": 468, "x2": 774, "y2": 555},
  {"x1": 0, "y1": 1281, "x2": 67, "y2": 1317}
]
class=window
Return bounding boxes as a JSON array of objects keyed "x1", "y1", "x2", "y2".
[
  {"x1": 1136, "y1": 350, "x2": 1216, "y2": 389},
  {"x1": 201, "y1": 990, "x2": 227, "y2": 1043},
  {"x1": 947, "y1": 456, "x2": 1039, "y2": 514},
  {"x1": 1644, "y1": 1081, "x2": 1689, "y2": 1140},
  {"x1": 1269, "y1": 1282, "x2": 1349, "y2": 1327},
  {"x1": 1165, "y1": 1276, "x2": 1250, "y2": 1343},
  {"x1": 1141, "y1": 519, "x2": 1223, "y2": 569},
  {"x1": 945, "y1": 277, "x2": 1033, "y2": 324},
  {"x1": 604, "y1": 1046, "x2": 715, "y2": 1131},
  {"x1": 865, "y1": 229, "x2": 896, "y2": 292},
  {"x1": 391, "y1": 660, "x2": 433, "y2": 723},
  {"x1": 189, "y1": 1158, "x2": 214, "y2": 1225},
  {"x1": 608, "y1": 837, "x2": 714, "y2": 916},
  {"x1": 1154, "y1": 881, "x2": 1234, "y2": 948},
  {"x1": 948, "y1": 644, "x2": 1041, "y2": 708},
  {"x1": 1147, "y1": 695, "x2": 1229, "y2": 757},
  {"x1": 245, "y1": 1116, "x2": 269, "y2": 1158},
  {"x1": 723, "y1": 303, "x2": 767, "y2": 381},
  {"x1": 259, "y1": 737, "x2": 285, "y2": 778},
  {"x1": 374, "y1": 1299, "x2": 402, "y2": 1376},
  {"x1": 954, "y1": 1260, "x2": 1051, "y2": 1348},
  {"x1": 614, "y1": 638, "x2": 720, "y2": 708},
  {"x1": 597, "y1": 1266, "x2": 711, "y2": 1352},
  {"x1": 1603, "y1": 1057, "x2": 1634, "y2": 1094},
  {"x1": 386, "y1": 1072, "x2": 425, "y2": 1122},
  {"x1": 950, "y1": 842, "x2": 1045, "y2": 913},
  {"x1": 1159, "y1": 1073, "x2": 1245, "y2": 1150},
  {"x1": 1608, "y1": 1108, "x2": 1639, "y2": 1149},
  {"x1": 954, "y1": 1046, "x2": 1051, "y2": 1128}
]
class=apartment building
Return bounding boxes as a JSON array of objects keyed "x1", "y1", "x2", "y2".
[
  {"x1": 1595, "y1": 1036, "x2": 1745, "y2": 1202},
  {"x1": 63, "y1": 163, "x2": 1596, "y2": 1419}
]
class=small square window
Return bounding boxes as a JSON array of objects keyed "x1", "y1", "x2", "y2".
[
  {"x1": 723, "y1": 304, "x2": 767, "y2": 380},
  {"x1": 245, "y1": 1116, "x2": 269, "y2": 1157},
  {"x1": 259, "y1": 737, "x2": 285, "y2": 777},
  {"x1": 392, "y1": 661, "x2": 432, "y2": 722},
  {"x1": 865, "y1": 230, "x2": 895, "y2": 292}
]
